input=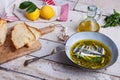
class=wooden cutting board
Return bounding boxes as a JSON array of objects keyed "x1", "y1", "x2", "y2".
[{"x1": 0, "y1": 33, "x2": 41, "y2": 64}]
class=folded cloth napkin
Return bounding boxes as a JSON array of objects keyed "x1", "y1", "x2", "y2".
[
  {"x1": 45, "y1": 0, "x2": 55, "y2": 5},
  {"x1": 0, "y1": 0, "x2": 20, "y2": 22}
]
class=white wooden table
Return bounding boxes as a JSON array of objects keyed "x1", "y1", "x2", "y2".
[{"x1": 0, "y1": 0, "x2": 120, "y2": 80}]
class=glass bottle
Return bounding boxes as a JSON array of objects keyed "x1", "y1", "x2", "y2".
[{"x1": 77, "y1": 5, "x2": 101, "y2": 32}]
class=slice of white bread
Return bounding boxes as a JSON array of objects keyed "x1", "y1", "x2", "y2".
[
  {"x1": 0, "y1": 19, "x2": 7, "y2": 46},
  {"x1": 11, "y1": 23, "x2": 36, "y2": 49},
  {"x1": 26, "y1": 24, "x2": 55, "y2": 40},
  {"x1": 28, "y1": 26, "x2": 42, "y2": 40}
]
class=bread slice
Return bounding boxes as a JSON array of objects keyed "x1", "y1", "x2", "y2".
[
  {"x1": 0, "y1": 18, "x2": 7, "y2": 46},
  {"x1": 28, "y1": 26, "x2": 42, "y2": 40},
  {"x1": 28, "y1": 25, "x2": 55, "y2": 39},
  {"x1": 11, "y1": 23, "x2": 36, "y2": 49}
]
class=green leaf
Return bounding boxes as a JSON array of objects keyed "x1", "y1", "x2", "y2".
[
  {"x1": 19, "y1": 1, "x2": 33, "y2": 9},
  {"x1": 81, "y1": 56, "x2": 102, "y2": 62},
  {"x1": 114, "y1": 9, "x2": 117, "y2": 14},
  {"x1": 26, "y1": 4, "x2": 37, "y2": 13},
  {"x1": 113, "y1": 9, "x2": 119, "y2": 15},
  {"x1": 19, "y1": 1, "x2": 37, "y2": 13},
  {"x1": 91, "y1": 57, "x2": 102, "y2": 62},
  {"x1": 82, "y1": 56, "x2": 92, "y2": 61}
]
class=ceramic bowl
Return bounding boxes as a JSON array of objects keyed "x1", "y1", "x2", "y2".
[{"x1": 65, "y1": 32, "x2": 118, "y2": 69}]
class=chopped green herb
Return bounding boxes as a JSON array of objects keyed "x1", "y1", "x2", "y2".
[{"x1": 102, "y1": 9, "x2": 120, "y2": 28}]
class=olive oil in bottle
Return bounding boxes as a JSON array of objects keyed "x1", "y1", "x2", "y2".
[{"x1": 77, "y1": 5, "x2": 101, "y2": 32}]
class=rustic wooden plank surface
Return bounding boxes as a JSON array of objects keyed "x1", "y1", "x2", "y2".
[
  {"x1": 0, "y1": 37, "x2": 120, "y2": 79},
  {"x1": 0, "y1": 70, "x2": 42, "y2": 80},
  {"x1": 0, "y1": 0, "x2": 120, "y2": 80},
  {"x1": 75, "y1": 0, "x2": 120, "y2": 15},
  {"x1": 4, "y1": 11, "x2": 120, "y2": 79},
  {"x1": 30, "y1": 39, "x2": 63, "y2": 57},
  {"x1": 1, "y1": 56, "x2": 120, "y2": 80}
]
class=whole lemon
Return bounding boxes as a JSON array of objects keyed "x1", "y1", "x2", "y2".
[
  {"x1": 26, "y1": 8, "x2": 40, "y2": 21},
  {"x1": 40, "y1": 5, "x2": 55, "y2": 19}
]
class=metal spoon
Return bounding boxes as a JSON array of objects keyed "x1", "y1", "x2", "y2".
[
  {"x1": 24, "y1": 46, "x2": 65, "y2": 66},
  {"x1": 24, "y1": 49, "x2": 56, "y2": 66}
]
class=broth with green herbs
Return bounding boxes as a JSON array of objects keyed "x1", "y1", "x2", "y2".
[{"x1": 70, "y1": 40, "x2": 112, "y2": 69}]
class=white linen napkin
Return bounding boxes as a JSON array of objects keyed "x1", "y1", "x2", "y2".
[{"x1": 0, "y1": 0, "x2": 21, "y2": 21}]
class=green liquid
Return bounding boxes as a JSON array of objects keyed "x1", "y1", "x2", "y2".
[{"x1": 70, "y1": 40, "x2": 112, "y2": 69}]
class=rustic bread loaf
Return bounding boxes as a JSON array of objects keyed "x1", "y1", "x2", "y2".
[
  {"x1": 0, "y1": 18, "x2": 7, "y2": 46},
  {"x1": 11, "y1": 23, "x2": 36, "y2": 49}
]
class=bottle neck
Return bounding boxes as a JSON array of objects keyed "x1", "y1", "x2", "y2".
[{"x1": 87, "y1": 5, "x2": 97, "y2": 18}]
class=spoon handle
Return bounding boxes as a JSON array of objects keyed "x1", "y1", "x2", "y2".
[{"x1": 24, "y1": 54, "x2": 52, "y2": 66}]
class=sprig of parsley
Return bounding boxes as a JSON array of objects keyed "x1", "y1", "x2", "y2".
[{"x1": 102, "y1": 9, "x2": 120, "y2": 28}]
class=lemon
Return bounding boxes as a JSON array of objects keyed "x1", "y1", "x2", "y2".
[
  {"x1": 26, "y1": 8, "x2": 40, "y2": 21},
  {"x1": 40, "y1": 5, "x2": 55, "y2": 19}
]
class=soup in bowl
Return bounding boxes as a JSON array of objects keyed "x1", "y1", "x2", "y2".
[{"x1": 65, "y1": 32, "x2": 118, "y2": 70}]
